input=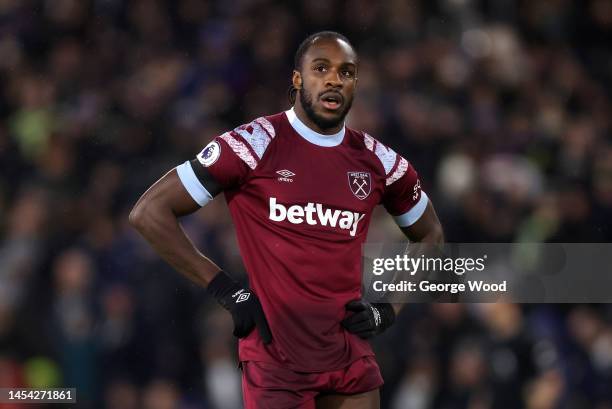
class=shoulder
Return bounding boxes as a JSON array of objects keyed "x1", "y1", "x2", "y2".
[
  {"x1": 345, "y1": 127, "x2": 410, "y2": 186},
  {"x1": 216, "y1": 113, "x2": 284, "y2": 170},
  {"x1": 263, "y1": 111, "x2": 287, "y2": 130}
]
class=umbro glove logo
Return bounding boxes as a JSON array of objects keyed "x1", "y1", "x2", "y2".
[
  {"x1": 235, "y1": 292, "x2": 251, "y2": 303},
  {"x1": 207, "y1": 271, "x2": 272, "y2": 344},
  {"x1": 231, "y1": 289, "x2": 251, "y2": 303}
]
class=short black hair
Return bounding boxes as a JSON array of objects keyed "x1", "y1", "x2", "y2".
[
  {"x1": 288, "y1": 31, "x2": 356, "y2": 104},
  {"x1": 293, "y1": 31, "x2": 354, "y2": 70}
]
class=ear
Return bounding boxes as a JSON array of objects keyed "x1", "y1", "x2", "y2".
[{"x1": 292, "y1": 70, "x2": 302, "y2": 89}]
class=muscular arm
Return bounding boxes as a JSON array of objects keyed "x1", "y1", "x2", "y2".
[
  {"x1": 129, "y1": 169, "x2": 221, "y2": 287},
  {"x1": 392, "y1": 200, "x2": 445, "y2": 314},
  {"x1": 399, "y1": 200, "x2": 444, "y2": 244}
]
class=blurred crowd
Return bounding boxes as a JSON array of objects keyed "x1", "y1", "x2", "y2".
[{"x1": 1, "y1": 0, "x2": 611, "y2": 408}]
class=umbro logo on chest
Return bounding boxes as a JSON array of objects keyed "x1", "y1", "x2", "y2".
[{"x1": 276, "y1": 169, "x2": 295, "y2": 183}]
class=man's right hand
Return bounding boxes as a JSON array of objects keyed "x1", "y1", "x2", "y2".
[{"x1": 207, "y1": 271, "x2": 272, "y2": 344}]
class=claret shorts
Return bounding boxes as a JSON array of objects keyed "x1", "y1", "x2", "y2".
[{"x1": 240, "y1": 356, "x2": 383, "y2": 409}]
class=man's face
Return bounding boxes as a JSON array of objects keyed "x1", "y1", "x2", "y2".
[{"x1": 294, "y1": 38, "x2": 358, "y2": 130}]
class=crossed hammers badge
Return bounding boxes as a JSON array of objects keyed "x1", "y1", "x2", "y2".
[{"x1": 348, "y1": 172, "x2": 372, "y2": 200}]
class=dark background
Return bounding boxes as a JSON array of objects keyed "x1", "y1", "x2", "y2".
[{"x1": 0, "y1": 0, "x2": 611, "y2": 408}]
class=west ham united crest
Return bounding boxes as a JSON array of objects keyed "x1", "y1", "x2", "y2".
[{"x1": 348, "y1": 172, "x2": 371, "y2": 200}]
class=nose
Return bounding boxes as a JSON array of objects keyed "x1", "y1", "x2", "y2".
[{"x1": 325, "y1": 69, "x2": 343, "y2": 88}]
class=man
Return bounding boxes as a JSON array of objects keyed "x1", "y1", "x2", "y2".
[{"x1": 130, "y1": 31, "x2": 444, "y2": 409}]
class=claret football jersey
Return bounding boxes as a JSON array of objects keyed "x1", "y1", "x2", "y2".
[{"x1": 176, "y1": 108, "x2": 428, "y2": 371}]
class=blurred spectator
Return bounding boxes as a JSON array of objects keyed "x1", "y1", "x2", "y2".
[{"x1": 51, "y1": 248, "x2": 97, "y2": 404}]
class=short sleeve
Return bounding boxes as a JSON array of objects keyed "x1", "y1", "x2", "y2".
[
  {"x1": 176, "y1": 117, "x2": 275, "y2": 207},
  {"x1": 198, "y1": 135, "x2": 252, "y2": 190},
  {"x1": 382, "y1": 157, "x2": 429, "y2": 227},
  {"x1": 363, "y1": 132, "x2": 429, "y2": 227}
]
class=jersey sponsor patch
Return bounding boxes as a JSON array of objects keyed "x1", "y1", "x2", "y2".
[
  {"x1": 268, "y1": 197, "x2": 365, "y2": 237},
  {"x1": 348, "y1": 172, "x2": 371, "y2": 200},
  {"x1": 197, "y1": 141, "x2": 221, "y2": 167}
]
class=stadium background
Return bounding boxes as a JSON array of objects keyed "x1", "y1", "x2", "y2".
[{"x1": 1, "y1": 0, "x2": 611, "y2": 408}]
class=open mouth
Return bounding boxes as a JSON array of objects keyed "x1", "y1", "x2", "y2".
[{"x1": 320, "y1": 92, "x2": 343, "y2": 111}]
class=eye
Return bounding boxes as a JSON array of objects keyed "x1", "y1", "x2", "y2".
[
  {"x1": 342, "y1": 69, "x2": 355, "y2": 78},
  {"x1": 314, "y1": 64, "x2": 327, "y2": 72}
]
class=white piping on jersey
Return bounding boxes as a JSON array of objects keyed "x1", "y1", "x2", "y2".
[
  {"x1": 364, "y1": 133, "x2": 375, "y2": 151},
  {"x1": 393, "y1": 192, "x2": 429, "y2": 227},
  {"x1": 235, "y1": 125, "x2": 269, "y2": 159},
  {"x1": 285, "y1": 108, "x2": 345, "y2": 147},
  {"x1": 218, "y1": 117, "x2": 275, "y2": 169},
  {"x1": 176, "y1": 161, "x2": 213, "y2": 207},
  {"x1": 234, "y1": 117, "x2": 275, "y2": 159},
  {"x1": 219, "y1": 132, "x2": 258, "y2": 170},
  {"x1": 363, "y1": 132, "x2": 409, "y2": 185},
  {"x1": 374, "y1": 140, "x2": 399, "y2": 174},
  {"x1": 255, "y1": 117, "x2": 275, "y2": 139},
  {"x1": 387, "y1": 157, "x2": 409, "y2": 186}
]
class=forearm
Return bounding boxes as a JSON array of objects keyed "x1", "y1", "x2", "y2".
[
  {"x1": 130, "y1": 202, "x2": 221, "y2": 288},
  {"x1": 390, "y1": 239, "x2": 445, "y2": 314},
  {"x1": 393, "y1": 209, "x2": 445, "y2": 314}
]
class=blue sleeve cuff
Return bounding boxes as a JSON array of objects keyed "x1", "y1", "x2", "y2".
[
  {"x1": 176, "y1": 161, "x2": 213, "y2": 207},
  {"x1": 392, "y1": 191, "x2": 429, "y2": 227}
]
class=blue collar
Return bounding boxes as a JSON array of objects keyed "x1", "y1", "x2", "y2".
[{"x1": 285, "y1": 108, "x2": 345, "y2": 147}]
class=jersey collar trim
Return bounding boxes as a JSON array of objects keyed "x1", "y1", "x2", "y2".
[{"x1": 285, "y1": 108, "x2": 345, "y2": 147}]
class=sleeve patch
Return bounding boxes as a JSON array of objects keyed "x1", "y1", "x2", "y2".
[{"x1": 197, "y1": 140, "x2": 221, "y2": 167}]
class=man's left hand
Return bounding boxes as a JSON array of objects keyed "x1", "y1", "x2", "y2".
[{"x1": 341, "y1": 300, "x2": 395, "y2": 339}]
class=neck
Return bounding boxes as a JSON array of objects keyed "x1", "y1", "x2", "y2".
[{"x1": 293, "y1": 99, "x2": 344, "y2": 135}]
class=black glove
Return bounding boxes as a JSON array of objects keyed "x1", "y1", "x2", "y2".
[
  {"x1": 341, "y1": 300, "x2": 395, "y2": 339},
  {"x1": 207, "y1": 271, "x2": 272, "y2": 344}
]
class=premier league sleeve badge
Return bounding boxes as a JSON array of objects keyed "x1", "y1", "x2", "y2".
[{"x1": 197, "y1": 141, "x2": 221, "y2": 167}]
